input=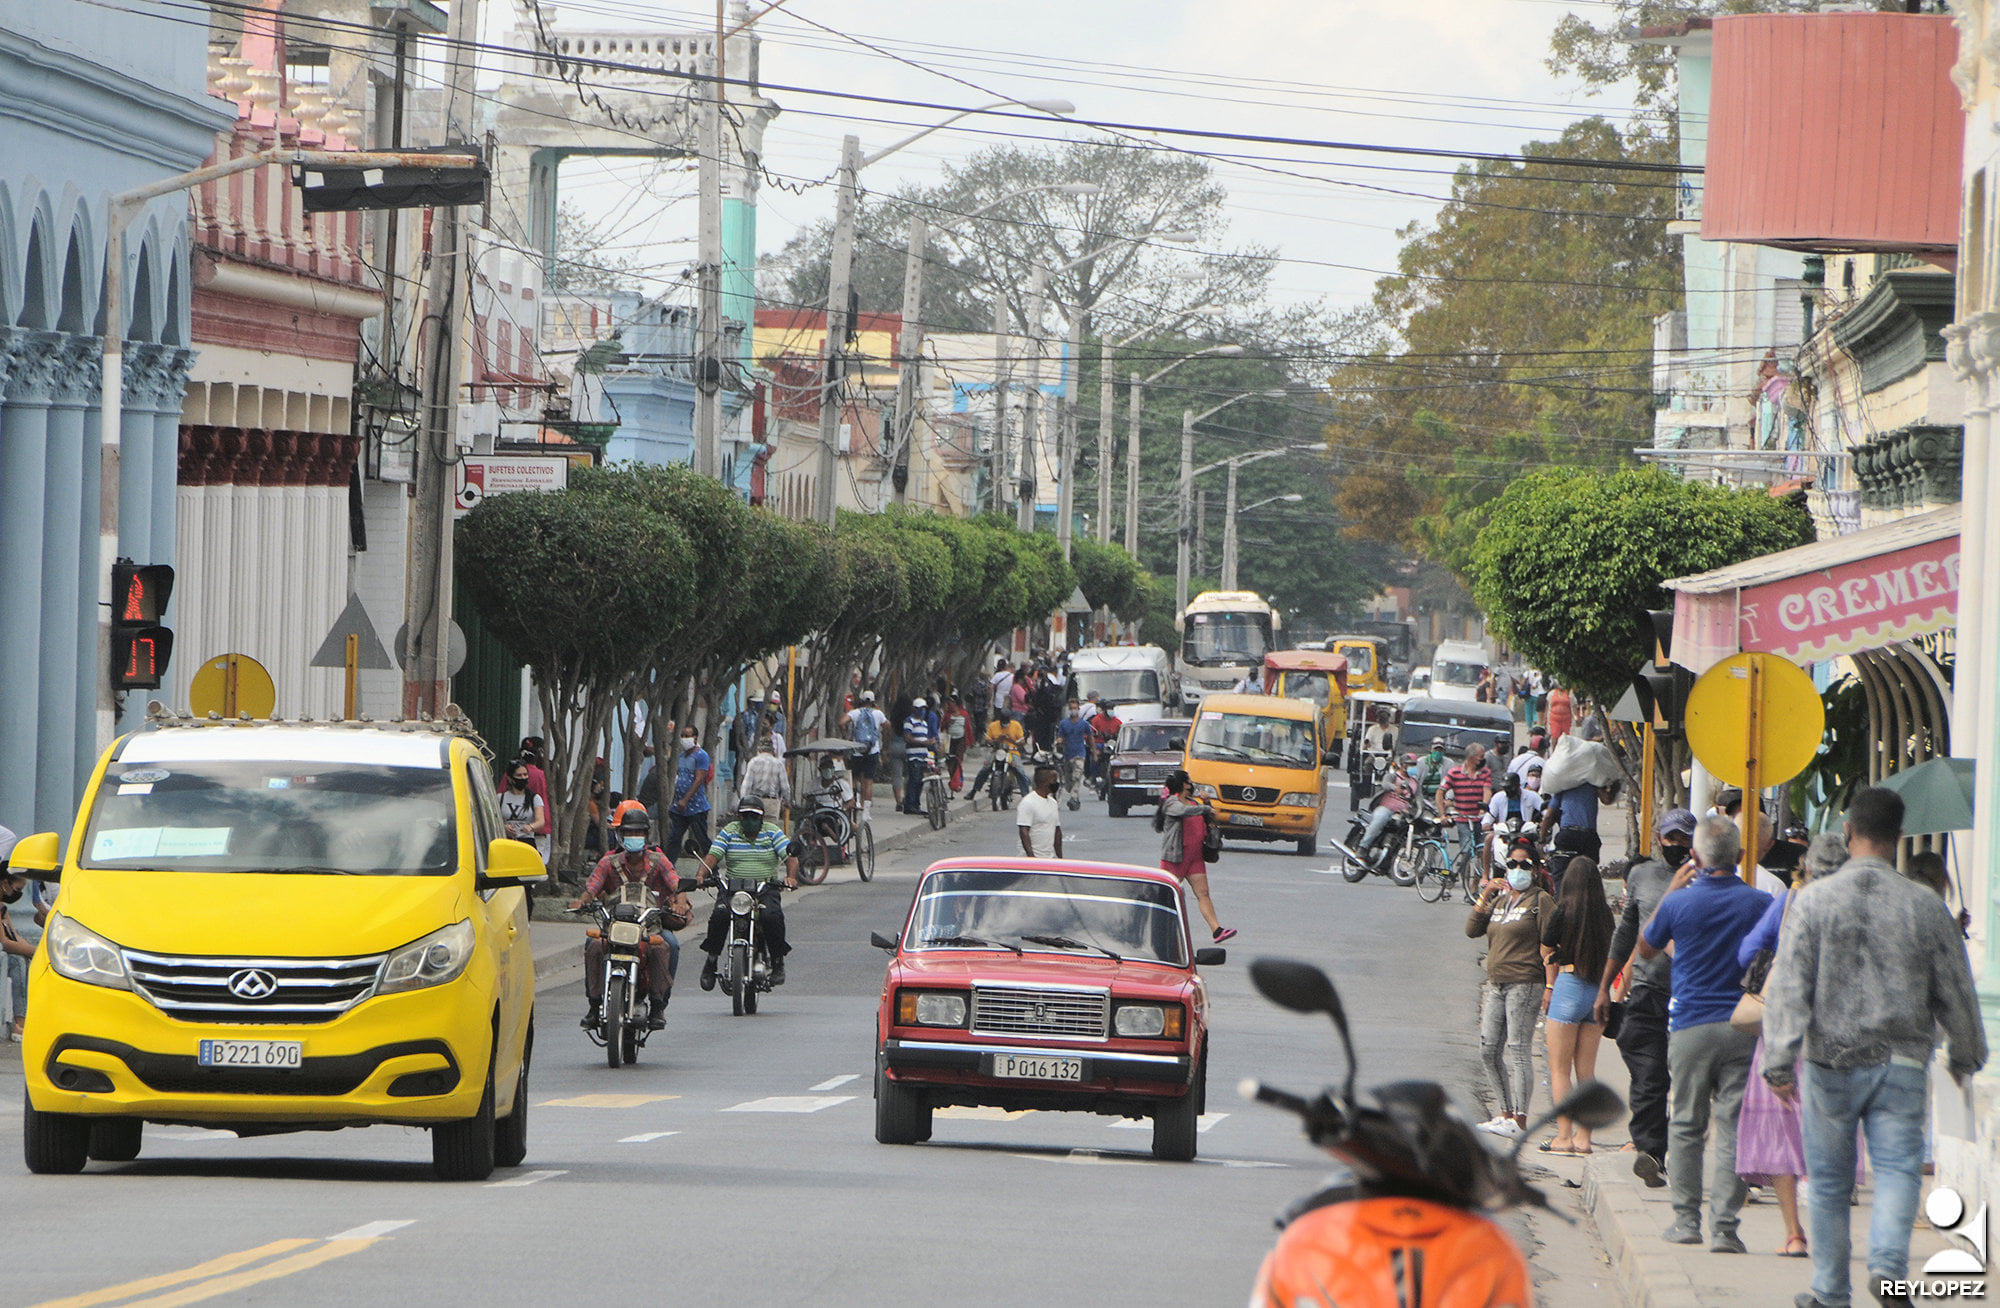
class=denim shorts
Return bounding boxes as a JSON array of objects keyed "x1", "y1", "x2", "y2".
[{"x1": 1546, "y1": 970, "x2": 1599, "y2": 1025}]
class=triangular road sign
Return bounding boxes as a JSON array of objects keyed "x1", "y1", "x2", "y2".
[{"x1": 312, "y1": 594, "x2": 394, "y2": 670}]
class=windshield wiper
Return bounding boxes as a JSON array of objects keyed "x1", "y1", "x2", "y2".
[
  {"x1": 1197, "y1": 744, "x2": 1255, "y2": 762},
  {"x1": 1019, "y1": 933, "x2": 1123, "y2": 962},
  {"x1": 925, "y1": 934, "x2": 1024, "y2": 955}
]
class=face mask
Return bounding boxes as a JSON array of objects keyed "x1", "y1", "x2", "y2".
[
  {"x1": 739, "y1": 818, "x2": 763, "y2": 837},
  {"x1": 0, "y1": 884, "x2": 21, "y2": 904},
  {"x1": 1526, "y1": 774, "x2": 1542, "y2": 792},
  {"x1": 1505, "y1": 867, "x2": 1534, "y2": 892},
  {"x1": 622, "y1": 835, "x2": 646, "y2": 853},
  {"x1": 509, "y1": 777, "x2": 527, "y2": 790},
  {"x1": 1661, "y1": 843, "x2": 1690, "y2": 867}
]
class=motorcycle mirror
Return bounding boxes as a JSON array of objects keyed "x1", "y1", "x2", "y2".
[
  {"x1": 869, "y1": 931, "x2": 900, "y2": 953},
  {"x1": 1250, "y1": 958, "x2": 1359, "y2": 1105}
]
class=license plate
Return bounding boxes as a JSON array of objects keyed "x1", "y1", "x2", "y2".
[
  {"x1": 1229, "y1": 813, "x2": 1265, "y2": 827},
  {"x1": 197, "y1": 1039, "x2": 302, "y2": 1069},
  {"x1": 991, "y1": 1053, "x2": 1083, "y2": 1082}
]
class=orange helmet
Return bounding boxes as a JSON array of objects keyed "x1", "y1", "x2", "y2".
[
  {"x1": 611, "y1": 799, "x2": 649, "y2": 829},
  {"x1": 1249, "y1": 1197, "x2": 1531, "y2": 1308}
]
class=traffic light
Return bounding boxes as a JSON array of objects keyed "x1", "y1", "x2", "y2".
[
  {"x1": 1630, "y1": 607, "x2": 1689, "y2": 733},
  {"x1": 110, "y1": 561, "x2": 174, "y2": 691}
]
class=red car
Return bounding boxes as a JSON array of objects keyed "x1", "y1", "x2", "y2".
[{"x1": 870, "y1": 857, "x2": 1224, "y2": 1160}]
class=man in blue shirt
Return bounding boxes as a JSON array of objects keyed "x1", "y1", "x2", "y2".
[
  {"x1": 665, "y1": 724, "x2": 713, "y2": 862},
  {"x1": 1637, "y1": 814, "x2": 1773, "y2": 1254},
  {"x1": 1054, "y1": 700, "x2": 1093, "y2": 812},
  {"x1": 900, "y1": 697, "x2": 938, "y2": 815}
]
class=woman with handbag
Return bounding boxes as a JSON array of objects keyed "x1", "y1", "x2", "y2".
[
  {"x1": 1467, "y1": 836, "x2": 1555, "y2": 1138},
  {"x1": 1539, "y1": 854, "x2": 1615, "y2": 1154},
  {"x1": 1156, "y1": 769, "x2": 1235, "y2": 943},
  {"x1": 1732, "y1": 833, "x2": 1857, "y2": 1257}
]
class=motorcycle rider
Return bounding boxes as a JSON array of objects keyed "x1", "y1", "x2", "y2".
[
  {"x1": 969, "y1": 716, "x2": 1031, "y2": 805},
  {"x1": 568, "y1": 808, "x2": 688, "y2": 1031},
  {"x1": 1357, "y1": 754, "x2": 1420, "y2": 862},
  {"x1": 695, "y1": 799, "x2": 800, "y2": 989},
  {"x1": 1482, "y1": 770, "x2": 1543, "y2": 877}
]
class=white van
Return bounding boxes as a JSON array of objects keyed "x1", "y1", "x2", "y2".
[
  {"x1": 1068, "y1": 645, "x2": 1181, "y2": 722},
  {"x1": 1428, "y1": 640, "x2": 1490, "y2": 702}
]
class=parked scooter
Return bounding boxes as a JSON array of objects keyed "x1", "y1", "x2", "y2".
[
  {"x1": 1242, "y1": 958, "x2": 1624, "y2": 1307},
  {"x1": 568, "y1": 883, "x2": 672, "y2": 1068}
]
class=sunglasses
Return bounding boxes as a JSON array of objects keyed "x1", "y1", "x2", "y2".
[{"x1": 1504, "y1": 859, "x2": 1536, "y2": 870}]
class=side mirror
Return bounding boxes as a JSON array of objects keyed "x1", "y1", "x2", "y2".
[
  {"x1": 1251, "y1": 957, "x2": 1359, "y2": 1104},
  {"x1": 8, "y1": 831, "x2": 62, "y2": 881},
  {"x1": 1321, "y1": 750, "x2": 1339, "y2": 768},
  {"x1": 870, "y1": 931, "x2": 900, "y2": 953},
  {"x1": 1193, "y1": 946, "x2": 1226, "y2": 966},
  {"x1": 479, "y1": 838, "x2": 548, "y2": 888}
]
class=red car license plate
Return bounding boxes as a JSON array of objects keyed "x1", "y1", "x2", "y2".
[{"x1": 990, "y1": 1053, "x2": 1084, "y2": 1082}]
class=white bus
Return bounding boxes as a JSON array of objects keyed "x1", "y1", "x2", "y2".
[{"x1": 1175, "y1": 591, "x2": 1279, "y2": 706}]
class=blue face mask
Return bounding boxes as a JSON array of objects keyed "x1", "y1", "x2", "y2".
[
  {"x1": 622, "y1": 835, "x2": 646, "y2": 853},
  {"x1": 1506, "y1": 867, "x2": 1534, "y2": 892}
]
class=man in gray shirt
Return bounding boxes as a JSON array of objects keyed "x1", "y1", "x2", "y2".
[
  {"x1": 1596, "y1": 806, "x2": 1694, "y2": 1187},
  {"x1": 1765, "y1": 787, "x2": 1987, "y2": 1308}
]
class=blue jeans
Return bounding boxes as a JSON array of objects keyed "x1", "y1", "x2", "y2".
[
  {"x1": 1453, "y1": 820, "x2": 1479, "y2": 867},
  {"x1": 1800, "y1": 1060, "x2": 1928, "y2": 1307},
  {"x1": 3, "y1": 951, "x2": 24, "y2": 1023}
]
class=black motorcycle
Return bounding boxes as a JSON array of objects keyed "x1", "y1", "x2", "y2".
[
  {"x1": 568, "y1": 884, "x2": 672, "y2": 1068},
  {"x1": 702, "y1": 876, "x2": 784, "y2": 1016},
  {"x1": 1332, "y1": 796, "x2": 1418, "y2": 886}
]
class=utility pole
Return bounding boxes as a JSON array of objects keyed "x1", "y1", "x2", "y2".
[
  {"x1": 1175, "y1": 408, "x2": 1194, "y2": 614},
  {"x1": 1097, "y1": 345, "x2": 1115, "y2": 545},
  {"x1": 692, "y1": 17, "x2": 724, "y2": 480},
  {"x1": 1126, "y1": 369, "x2": 1143, "y2": 556},
  {"x1": 1195, "y1": 488, "x2": 1208, "y2": 577},
  {"x1": 990, "y1": 291, "x2": 1011, "y2": 514},
  {"x1": 813, "y1": 134, "x2": 862, "y2": 527},
  {"x1": 402, "y1": 0, "x2": 480, "y2": 719},
  {"x1": 1016, "y1": 264, "x2": 1048, "y2": 532},
  {"x1": 1219, "y1": 461, "x2": 1239, "y2": 589},
  {"x1": 1055, "y1": 310, "x2": 1082, "y2": 555},
  {"x1": 890, "y1": 213, "x2": 926, "y2": 505}
]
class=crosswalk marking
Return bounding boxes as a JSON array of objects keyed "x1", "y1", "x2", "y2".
[
  {"x1": 722, "y1": 1095, "x2": 855, "y2": 1114},
  {"x1": 327, "y1": 1222, "x2": 415, "y2": 1241},
  {"x1": 538, "y1": 1093, "x2": 678, "y2": 1109},
  {"x1": 933, "y1": 1105, "x2": 1034, "y2": 1121},
  {"x1": 485, "y1": 1169, "x2": 566, "y2": 1188},
  {"x1": 1107, "y1": 1112, "x2": 1228, "y2": 1133},
  {"x1": 618, "y1": 1131, "x2": 680, "y2": 1143},
  {"x1": 807, "y1": 1074, "x2": 860, "y2": 1091}
]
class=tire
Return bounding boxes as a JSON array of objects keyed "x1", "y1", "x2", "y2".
[
  {"x1": 494, "y1": 1027, "x2": 530, "y2": 1169},
  {"x1": 1339, "y1": 849, "x2": 1369, "y2": 883},
  {"x1": 926, "y1": 781, "x2": 946, "y2": 831},
  {"x1": 86, "y1": 1117, "x2": 144, "y2": 1162},
  {"x1": 730, "y1": 942, "x2": 749, "y2": 1017},
  {"x1": 856, "y1": 823, "x2": 875, "y2": 883},
  {"x1": 1108, "y1": 796, "x2": 1128, "y2": 819},
  {"x1": 744, "y1": 945, "x2": 761, "y2": 1016},
  {"x1": 1152, "y1": 1055, "x2": 1203, "y2": 1161},
  {"x1": 433, "y1": 1044, "x2": 498, "y2": 1181},
  {"x1": 1414, "y1": 844, "x2": 1450, "y2": 902},
  {"x1": 23, "y1": 1100, "x2": 90, "y2": 1175},
  {"x1": 604, "y1": 974, "x2": 627, "y2": 1069},
  {"x1": 874, "y1": 1064, "x2": 929, "y2": 1145},
  {"x1": 1296, "y1": 832, "x2": 1318, "y2": 858},
  {"x1": 796, "y1": 833, "x2": 830, "y2": 886},
  {"x1": 1387, "y1": 835, "x2": 1415, "y2": 886},
  {"x1": 621, "y1": 1023, "x2": 639, "y2": 1065}
]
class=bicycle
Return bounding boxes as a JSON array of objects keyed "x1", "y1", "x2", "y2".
[
  {"x1": 1407, "y1": 815, "x2": 1456, "y2": 904},
  {"x1": 921, "y1": 756, "x2": 950, "y2": 831},
  {"x1": 1450, "y1": 822, "x2": 1483, "y2": 904},
  {"x1": 794, "y1": 792, "x2": 876, "y2": 886}
]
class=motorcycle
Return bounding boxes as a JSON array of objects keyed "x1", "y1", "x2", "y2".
[
  {"x1": 1333, "y1": 795, "x2": 1418, "y2": 887},
  {"x1": 701, "y1": 875, "x2": 784, "y2": 1016},
  {"x1": 568, "y1": 882, "x2": 673, "y2": 1069},
  {"x1": 1243, "y1": 958, "x2": 1625, "y2": 1307},
  {"x1": 970, "y1": 741, "x2": 1026, "y2": 811}
]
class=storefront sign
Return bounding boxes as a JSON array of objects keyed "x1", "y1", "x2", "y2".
[
  {"x1": 453, "y1": 454, "x2": 568, "y2": 516},
  {"x1": 1736, "y1": 534, "x2": 1958, "y2": 663}
]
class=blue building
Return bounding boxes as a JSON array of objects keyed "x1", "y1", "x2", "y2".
[{"x1": 0, "y1": 2, "x2": 234, "y2": 838}]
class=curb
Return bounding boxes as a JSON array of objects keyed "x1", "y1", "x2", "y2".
[{"x1": 1582, "y1": 1154, "x2": 1707, "y2": 1308}]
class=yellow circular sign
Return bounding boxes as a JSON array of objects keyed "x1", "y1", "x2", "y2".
[
  {"x1": 188, "y1": 653, "x2": 277, "y2": 720},
  {"x1": 1684, "y1": 652, "x2": 1825, "y2": 788}
]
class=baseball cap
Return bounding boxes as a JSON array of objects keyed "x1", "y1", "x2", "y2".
[
  {"x1": 912, "y1": 697, "x2": 927, "y2": 709},
  {"x1": 859, "y1": 691, "x2": 875, "y2": 704},
  {"x1": 1657, "y1": 807, "x2": 1697, "y2": 840},
  {"x1": 737, "y1": 799, "x2": 766, "y2": 817}
]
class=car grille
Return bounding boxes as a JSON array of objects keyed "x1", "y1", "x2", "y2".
[
  {"x1": 123, "y1": 950, "x2": 386, "y2": 1025},
  {"x1": 970, "y1": 984, "x2": 1109, "y2": 1040},
  {"x1": 1221, "y1": 784, "x2": 1279, "y2": 804},
  {"x1": 1198, "y1": 677, "x2": 1236, "y2": 690}
]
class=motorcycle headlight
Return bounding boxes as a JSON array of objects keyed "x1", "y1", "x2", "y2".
[
  {"x1": 1113, "y1": 1003, "x2": 1184, "y2": 1039},
  {"x1": 729, "y1": 890, "x2": 754, "y2": 915},
  {"x1": 1278, "y1": 792, "x2": 1318, "y2": 807},
  {"x1": 45, "y1": 914, "x2": 131, "y2": 991},
  {"x1": 377, "y1": 920, "x2": 476, "y2": 996},
  {"x1": 1193, "y1": 783, "x2": 1218, "y2": 800}
]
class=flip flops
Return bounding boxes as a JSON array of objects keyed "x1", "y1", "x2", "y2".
[{"x1": 1212, "y1": 927, "x2": 1238, "y2": 943}]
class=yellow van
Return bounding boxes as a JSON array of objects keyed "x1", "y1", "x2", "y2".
[
  {"x1": 1181, "y1": 693, "x2": 1333, "y2": 856},
  {"x1": 16, "y1": 715, "x2": 543, "y2": 1180},
  {"x1": 1329, "y1": 636, "x2": 1390, "y2": 695}
]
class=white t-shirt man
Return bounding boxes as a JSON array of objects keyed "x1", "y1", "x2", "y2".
[
  {"x1": 1016, "y1": 788, "x2": 1063, "y2": 859},
  {"x1": 991, "y1": 667, "x2": 1014, "y2": 714}
]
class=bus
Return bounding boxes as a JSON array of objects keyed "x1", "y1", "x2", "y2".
[{"x1": 1176, "y1": 590, "x2": 1279, "y2": 706}]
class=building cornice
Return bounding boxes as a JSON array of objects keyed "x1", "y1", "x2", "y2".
[
  {"x1": 0, "y1": 28, "x2": 234, "y2": 173},
  {"x1": 1830, "y1": 269, "x2": 1957, "y2": 393}
]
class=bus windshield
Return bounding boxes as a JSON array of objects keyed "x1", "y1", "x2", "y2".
[
  {"x1": 1436, "y1": 660, "x2": 1485, "y2": 687},
  {"x1": 1182, "y1": 611, "x2": 1272, "y2": 667},
  {"x1": 1073, "y1": 670, "x2": 1161, "y2": 705}
]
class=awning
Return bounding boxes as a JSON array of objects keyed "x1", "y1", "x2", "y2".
[{"x1": 1663, "y1": 505, "x2": 1960, "y2": 673}]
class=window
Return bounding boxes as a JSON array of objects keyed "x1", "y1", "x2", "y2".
[
  {"x1": 909, "y1": 870, "x2": 1187, "y2": 965},
  {"x1": 1189, "y1": 711, "x2": 1317, "y2": 768},
  {"x1": 1073, "y1": 669, "x2": 1161, "y2": 705},
  {"x1": 1121, "y1": 723, "x2": 1188, "y2": 754},
  {"x1": 1182, "y1": 612, "x2": 1272, "y2": 667}
]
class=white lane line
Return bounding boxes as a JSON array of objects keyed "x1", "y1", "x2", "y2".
[
  {"x1": 1107, "y1": 1112, "x2": 1229, "y2": 1132},
  {"x1": 329, "y1": 1220, "x2": 416, "y2": 1241},
  {"x1": 722, "y1": 1095, "x2": 856, "y2": 1114},
  {"x1": 156, "y1": 1128, "x2": 238, "y2": 1141},
  {"x1": 619, "y1": 1131, "x2": 681, "y2": 1143},
  {"x1": 486, "y1": 1169, "x2": 567, "y2": 1188},
  {"x1": 807, "y1": 1074, "x2": 860, "y2": 1092}
]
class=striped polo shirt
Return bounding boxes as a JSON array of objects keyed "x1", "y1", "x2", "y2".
[{"x1": 707, "y1": 822, "x2": 793, "y2": 882}]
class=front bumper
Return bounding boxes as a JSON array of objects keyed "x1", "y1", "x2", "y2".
[
  {"x1": 1210, "y1": 802, "x2": 1319, "y2": 838},
  {"x1": 880, "y1": 1037, "x2": 1193, "y2": 1108}
]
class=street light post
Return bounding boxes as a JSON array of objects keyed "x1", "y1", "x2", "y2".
[
  {"x1": 1016, "y1": 263, "x2": 1049, "y2": 531},
  {"x1": 1130, "y1": 344, "x2": 1243, "y2": 559},
  {"x1": 1099, "y1": 306, "x2": 1221, "y2": 546},
  {"x1": 1221, "y1": 490, "x2": 1302, "y2": 590},
  {"x1": 1175, "y1": 392, "x2": 1290, "y2": 613}
]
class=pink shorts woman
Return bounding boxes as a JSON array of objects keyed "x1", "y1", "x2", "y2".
[{"x1": 1163, "y1": 811, "x2": 1208, "y2": 881}]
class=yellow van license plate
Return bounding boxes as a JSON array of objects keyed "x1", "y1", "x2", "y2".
[
  {"x1": 1229, "y1": 814, "x2": 1266, "y2": 827},
  {"x1": 198, "y1": 1040, "x2": 303, "y2": 1069}
]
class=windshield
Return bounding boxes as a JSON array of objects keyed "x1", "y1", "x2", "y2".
[
  {"x1": 1182, "y1": 611, "x2": 1272, "y2": 667},
  {"x1": 909, "y1": 869, "x2": 1187, "y2": 965},
  {"x1": 1120, "y1": 722, "x2": 1189, "y2": 753},
  {"x1": 1280, "y1": 671, "x2": 1332, "y2": 705},
  {"x1": 1189, "y1": 710, "x2": 1318, "y2": 768},
  {"x1": 82, "y1": 760, "x2": 458, "y2": 875},
  {"x1": 1073, "y1": 669, "x2": 1161, "y2": 705},
  {"x1": 1436, "y1": 659, "x2": 1485, "y2": 686},
  {"x1": 1338, "y1": 646, "x2": 1375, "y2": 677}
]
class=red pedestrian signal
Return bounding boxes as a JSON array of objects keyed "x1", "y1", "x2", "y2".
[{"x1": 110, "y1": 561, "x2": 174, "y2": 691}]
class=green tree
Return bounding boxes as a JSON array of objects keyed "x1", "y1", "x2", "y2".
[
  {"x1": 1469, "y1": 468, "x2": 1814, "y2": 701},
  {"x1": 1071, "y1": 538, "x2": 1148, "y2": 619},
  {"x1": 1547, "y1": 1, "x2": 1868, "y2": 111}
]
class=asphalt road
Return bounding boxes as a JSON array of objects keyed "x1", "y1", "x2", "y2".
[{"x1": 4, "y1": 777, "x2": 1623, "y2": 1307}]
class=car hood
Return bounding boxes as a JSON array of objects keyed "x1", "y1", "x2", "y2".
[
  {"x1": 56, "y1": 869, "x2": 468, "y2": 958},
  {"x1": 1113, "y1": 748, "x2": 1183, "y2": 764},
  {"x1": 894, "y1": 949, "x2": 1192, "y2": 999}
]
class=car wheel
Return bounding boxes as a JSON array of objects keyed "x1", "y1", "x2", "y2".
[
  {"x1": 1108, "y1": 797, "x2": 1128, "y2": 818},
  {"x1": 1152, "y1": 1055, "x2": 1203, "y2": 1162},
  {"x1": 433, "y1": 1042, "x2": 499, "y2": 1181},
  {"x1": 1296, "y1": 832, "x2": 1318, "y2": 857},
  {"x1": 494, "y1": 1025, "x2": 531, "y2": 1169},
  {"x1": 23, "y1": 1100, "x2": 91, "y2": 1175},
  {"x1": 86, "y1": 1117, "x2": 144, "y2": 1163},
  {"x1": 874, "y1": 1065, "x2": 930, "y2": 1145}
]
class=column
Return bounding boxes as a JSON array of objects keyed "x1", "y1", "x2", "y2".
[
  {"x1": 152, "y1": 348, "x2": 194, "y2": 580},
  {"x1": 38, "y1": 333, "x2": 99, "y2": 833},
  {"x1": 0, "y1": 328, "x2": 53, "y2": 835},
  {"x1": 73, "y1": 332, "x2": 104, "y2": 790}
]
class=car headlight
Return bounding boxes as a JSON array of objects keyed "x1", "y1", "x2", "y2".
[
  {"x1": 897, "y1": 990, "x2": 969, "y2": 1027},
  {"x1": 376, "y1": 919, "x2": 476, "y2": 996},
  {"x1": 730, "y1": 890, "x2": 754, "y2": 915},
  {"x1": 1278, "y1": 791, "x2": 1318, "y2": 807},
  {"x1": 1113, "y1": 1003, "x2": 1185, "y2": 1039},
  {"x1": 1114, "y1": 767, "x2": 1136, "y2": 780},
  {"x1": 45, "y1": 914, "x2": 131, "y2": 991},
  {"x1": 1193, "y1": 783, "x2": 1218, "y2": 800}
]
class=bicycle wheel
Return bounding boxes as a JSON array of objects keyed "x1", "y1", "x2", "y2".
[
  {"x1": 926, "y1": 777, "x2": 947, "y2": 830},
  {"x1": 1413, "y1": 843, "x2": 1451, "y2": 903},
  {"x1": 855, "y1": 820, "x2": 876, "y2": 882},
  {"x1": 1458, "y1": 850, "x2": 1481, "y2": 904}
]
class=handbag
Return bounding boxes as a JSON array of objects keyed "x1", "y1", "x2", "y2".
[
  {"x1": 1200, "y1": 816, "x2": 1223, "y2": 864},
  {"x1": 1730, "y1": 886, "x2": 1795, "y2": 1035}
]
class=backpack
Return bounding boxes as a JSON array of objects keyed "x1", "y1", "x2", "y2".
[{"x1": 852, "y1": 707, "x2": 881, "y2": 751}]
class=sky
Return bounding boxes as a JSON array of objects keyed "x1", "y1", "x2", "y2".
[{"x1": 484, "y1": 0, "x2": 1646, "y2": 312}]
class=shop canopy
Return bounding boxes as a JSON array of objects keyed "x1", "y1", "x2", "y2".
[{"x1": 1663, "y1": 505, "x2": 1960, "y2": 674}]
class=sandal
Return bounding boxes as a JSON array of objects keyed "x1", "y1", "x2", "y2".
[
  {"x1": 1212, "y1": 927, "x2": 1237, "y2": 943},
  {"x1": 1537, "y1": 1139, "x2": 1573, "y2": 1154},
  {"x1": 1779, "y1": 1236, "x2": 1809, "y2": 1258}
]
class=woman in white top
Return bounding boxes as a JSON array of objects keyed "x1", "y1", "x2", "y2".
[{"x1": 499, "y1": 758, "x2": 550, "y2": 865}]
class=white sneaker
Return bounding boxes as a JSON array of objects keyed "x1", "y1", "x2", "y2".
[{"x1": 1475, "y1": 1117, "x2": 1522, "y2": 1138}]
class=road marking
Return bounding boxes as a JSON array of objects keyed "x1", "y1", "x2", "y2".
[
  {"x1": 807, "y1": 1074, "x2": 860, "y2": 1091},
  {"x1": 722, "y1": 1095, "x2": 855, "y2": 1114},
  {"x1": 1108, "y1": 1112, "x2": 1229, "y2": 1132},
  {"x1": 26, "y1": 1240, "x2": 317, "y2": 1308},
  {"x1": 153, "y1": 1128, "x2": 237, "y2": 1142},
  {"x1": 933, "y1": 1105, "x2": 1034, "y2": 1121},
  {"x1": 1217, "y1": 1159, "x2": 1290, "y2": 1169},
  {"x1": 539, "y1": 1093, "x2": 679, "y2": 1108},
  {"x1": 485, "y1": 1169, "x2": 567, "y2": 1188},
  {"x1": 619, "y1": 1131, "x2": 681, "y2": 1143},
  {"x1": 36, "y1": 1222, "x2": 416, "y2": 1308},
  {"x1": 327, "y1": 1221, "x2": 416, "y2": 1241},
  {"x1": 119, "y1": 1241, "x2": 384, "y2": 1308}
]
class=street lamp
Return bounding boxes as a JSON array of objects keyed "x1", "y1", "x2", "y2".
[
  {"x1": 1176, "y1": 391, "x2": 1290, "y2": 613},
  {"x1": 1128, "y1": 344, "x2": 1244, "y2": 555},
  {"x1": 814, "y1": 97, "x2": 1078, "y2": 525},
  {"x1": 1095, "y1": 306, "x2": 1222, "y2": 545},
  {"x1": 889, "y1": 181, "x2": 1103, "y2": 507},
  {"x1": 1221, "y1": 493, "x2": 1303, "y2": 590}
]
